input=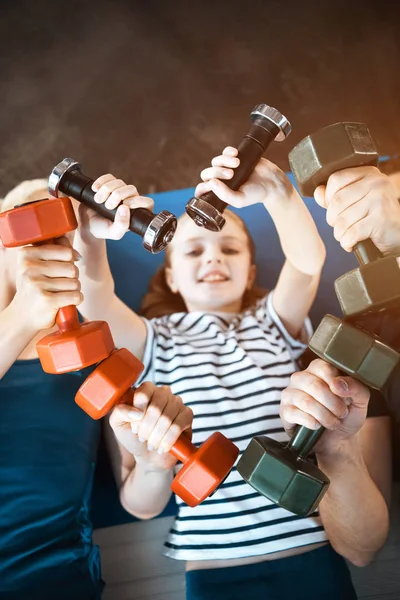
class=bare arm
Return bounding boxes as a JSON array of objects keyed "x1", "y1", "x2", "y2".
[
  {"x1": 317, "y1": 416, "x2": 391, "y2": 566},
  {"x1": 106, "y1": 382, "x2": 193, "y2": 519},
  {"x1": 73, "y1": 226, "x2": 148, "y2": 360},
  {"x1": 0, "y1": 299, "x2": 39, "y2": 379},
  {"x1": 197, "y1": 150, "x2": 326, "y2": 338},
  {"x1": 104, "y1": 418, "x2": 173, "y2": 519}
]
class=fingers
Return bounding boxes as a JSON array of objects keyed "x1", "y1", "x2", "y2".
[
  {"x1": 117, "y1": 382, "x2": 193, "y2": 455},
  {"x1": 280, "y1": 359, "x2": 350, "y2": 431},
  {"x1": 324, "y1": 167, "x2": 376, "y2": 207},
  {"x1": 86, "y1": 205, "x2": 130, "y2": 240},
  {"x1": 314, "y1": 185, "x2": 327, "y2": 208},
  {"x1": 281, "y1": 373, "x2": 348, "y2": 431},
  {"x1": 330, "y1": 197, "x2": 370, "y2": 245},
  {"x1": 20, "y1": 257, "x2": 79, "y2": 280},
  {"x1": 200, "y1": 166, "x2": 235, "y2": 183},
  {"x1": 330, "y1": 375, "x2": 370, "y2": 411},
  {"x1": 196, "y1": 178, "x2": 247, "y2": 208},
  {"x1": 19, "y1": 240, "x2": 81, "y2": 263},
  {"x1": 199, "y1": 147, "x2": 240, "y2": 184}
]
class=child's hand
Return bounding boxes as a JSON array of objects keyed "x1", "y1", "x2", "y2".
[
  {"x1": 109, "y1": 382, "x2": 193, "y2": 472},
  {"x1": 279, "y1": 359, "x2": 370, "y2": 456},
  {"x1": 194, "y1": 146, "x2": 297, "y2": 209},
  {"x1": 12, "y1": 237, "x2": 83, "y2": 331},
  {"x1": 78, "y1": 174, "x2": 155, "y2": 241},
  {"x1": 314, "y1": 166, "x2": 400, "y2": 255}
]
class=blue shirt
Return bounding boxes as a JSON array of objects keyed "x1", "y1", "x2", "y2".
[{"x1": 0, "y1": 359, "x2": 104, "y2": 600}]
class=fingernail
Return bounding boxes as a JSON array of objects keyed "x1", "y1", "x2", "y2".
[
  {"x1": 93, "y1": 193, "x2": 101, "y2": 203},
  {"x1": 157, "y1": 447, "x2": 165, "y2": 455},
  {"x1": 73, "y1": 250, "x2": 82, "y2": 261},
  {"x1": 222, "y1": 169, "x2": 231, "y2": 177},
  {"x1": 131, "y1": 422, "x2": 139, "y2": 434},
  {"x1": 335, "y1": 379, "x2": 348, "y2": 394},
  {"x1": 344, "y1": 397, "x2": 352, "y2": 406},
  {"x1": 147, "y1": 444, "x2": 154, "y2": 451},
  {"x1": 138, "y1": 436, "x2": 146, "y2": 443}
]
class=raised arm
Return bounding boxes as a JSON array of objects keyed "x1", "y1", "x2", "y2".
[
  {"x1": 194, "y1": 147, "x2": 326, "y2": 338},
  {"x1": 72, "y1": 175, "x2": 155, "y2": 359}
]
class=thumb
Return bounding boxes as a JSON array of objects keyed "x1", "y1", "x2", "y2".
[
  {"x1": 314, "y1": 184, "x2": 327, "y2": 208},
  {"x1": 329, "y1": 376, "x2": 370, "y2": 410},
  {"x1": 110, "y1": 403, "x2": 144, "y2": 428}
]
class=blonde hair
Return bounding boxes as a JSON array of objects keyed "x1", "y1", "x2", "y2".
[
  {"x1": 139, "y1": 210, "x2": 267, "y2": 319},
  {"x1": 0, "y1": 179, "x2": 49, "y2": 213}
]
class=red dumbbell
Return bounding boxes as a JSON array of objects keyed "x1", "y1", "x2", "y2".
[{"x1": 0, "y1": 197, "x2": 115, "y2": 373}]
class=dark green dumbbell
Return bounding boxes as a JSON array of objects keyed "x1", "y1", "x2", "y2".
[
  {"x1": 309, "y1": 314, "x2": 400, "y2": 390},
  {"x1": 237, "y1": 318, "x2": 400, "y2": 516},
  {"x1": 237, "y1": 427, "x2": 329, "y2": 517},
  {"x1": 289, "y1": 122, "x2": 400, "y2": 318}
]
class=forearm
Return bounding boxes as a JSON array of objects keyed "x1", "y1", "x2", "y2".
[
  {"x1": 73, "y1": 232, "x2": 147, "y2": 357},
  {"x1": 0, "y1": 300, "x2": 38, "y2": 378},
  {"x1": 317, "y1": 435, "x2": 389, "y2": 566},
  {"x1": 265, "y1": 190, "x2": 326, "y2": 275},
  {"x1": 73, "y1": 233, "x2": 116, "y2": 319},
  {"x1": 120, "y1": 461, "x2": 174, "y2": 519}
]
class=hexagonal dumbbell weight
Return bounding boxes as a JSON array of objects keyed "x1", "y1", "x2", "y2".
[
  {"x1": 289, "y1": 122, "x2": 400, "y2": 318},
  {"x1": 0, "y1": 197, "x2": 115, "y2": 374},
  {"x1": 117, "y1": 388, "x2": 240, "y2": 507},
  {"x1": 49, "y1": 158, "x2": 177, "y2": 254},
  {"x1": 309, "y1": 315, "x2": 400, "y2": 390},
  {"x1": 237, "y1": 426, "x2": 329, "y2": 517},
  {"x1": 75, "y1": 348, "x2": 145, "y2": 419},
  {"x1": 185, "y1": 104, "x2": 291, "y2": 232}
]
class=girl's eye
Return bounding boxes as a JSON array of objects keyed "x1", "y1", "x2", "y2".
[
  {"x1": 186, "y1": 248, "x2": 202, "y2": 257},
  {"x1": 223, "y1": 247, "x2": 240, "y2": 255}
]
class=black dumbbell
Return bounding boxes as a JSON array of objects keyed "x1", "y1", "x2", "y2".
[
  {"x1": 185, "y1": 104, "x2": 291, "y2": 232},
  {"x1": 49, "y1": 159, "x2": 177, "y2": 253}
]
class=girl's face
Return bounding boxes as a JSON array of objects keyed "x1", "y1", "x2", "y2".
[{"x1": 166, "y1": 213, "x2": 256, "y2": 314}]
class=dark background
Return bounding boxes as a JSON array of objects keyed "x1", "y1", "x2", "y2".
[{"x1": 1, "y1": 0, "x2": 399, "y2": 197}]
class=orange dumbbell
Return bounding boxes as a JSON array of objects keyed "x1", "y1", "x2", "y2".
[
  {"x1": 117, "y1": 388, "x2": 240, "y2": 507},
  {"x1": 0, "y1": 197, "x2": 115, "y2": 373},
  {"x1": 170, "y1": 430, "x2": 239, "y2": 507},
  {"x1": 75, "y1": 348, "x2": 145, "y2": 419}
]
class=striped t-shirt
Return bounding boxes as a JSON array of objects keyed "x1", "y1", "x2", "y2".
[{"x1": 140, "y1": 292, "x2": 328, "y2": 561}]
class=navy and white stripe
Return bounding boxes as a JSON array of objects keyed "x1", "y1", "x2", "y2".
[{"x1": 140, "y1": 292, "x2": 327, "y2": 560}]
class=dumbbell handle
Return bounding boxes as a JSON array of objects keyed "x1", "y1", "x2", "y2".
[
  {"x1": 170, "y1": 434, "x2": 196, "y2": 462},
  {"x1": 287, "y1": 425, "x2": 325, "y2": 459},
  {"x1": 353, "y1": 239, "x2": 383, "y2": 265},
  {"x1": 56, "y1": 168, "x2": 155, "y2": 239},
  {"x1": 197, "y1": 118, "x2": 282, "y2": 216},
  {"x1": 56, "y1": 304, "x2": 81, "y2": 332}
]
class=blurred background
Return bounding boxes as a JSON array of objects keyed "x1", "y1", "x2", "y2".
[{"x1": 1, "y1": 0, "x2": 399, "y2": 197}]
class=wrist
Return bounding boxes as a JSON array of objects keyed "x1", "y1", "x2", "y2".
[
  {"x1": 8, "y1": 296, "x2": 40, "y2": 338},
  {"x1": 316, "y1": 435, "x2": 364, "y2": 468},
  {"x1": 134, "y1": 455, "x2": 176, "y2": 474}
]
